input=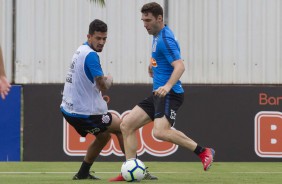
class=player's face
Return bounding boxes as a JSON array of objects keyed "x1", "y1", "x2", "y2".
[
  {"x1": 87, "y1": 31, "x2": 107, "y2": 52},
  {"x1": 141, "y1": 12, "x2": 162, "y2": 36}
]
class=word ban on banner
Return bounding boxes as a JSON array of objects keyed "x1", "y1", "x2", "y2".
[{"x1": 63, "y1": 110, "x2": 178, "y2": 157}]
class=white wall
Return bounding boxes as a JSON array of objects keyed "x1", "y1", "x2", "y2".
[
  {"x1": 15, "y1": 0, "x2": 163, "y2": 83},
  {"x1": 2, "y1": 0, "x2": 282, "y2": 84},
  {"x1": 169, "y1": 0, "x2": 282, "y2": 84}
]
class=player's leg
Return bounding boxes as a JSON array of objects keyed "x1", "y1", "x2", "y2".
[
  {"x1": 120, "y1": 96, "x2": 159, "y2": 180},
  {"x1": 153, "y1": 116, "x2": 197, "y2": 151},
  {"x1": 154, "y1": 117, "x2": 214, "y2": 170},
  {"x1": 61, "y1": 112, "x2": 111, "y2": 180},
  {"x1": 153, "y1": 90, "x2": 215, "y2": 171},
  {"x1": 109, "y1": 109, "x2": 157, "y2": 182},
  {"x1": 73, "y1": 131, "x2": 111, "y2": 180},
  {"x1": 84, "y1": 131, "x2": 111, "y2": 163},
  {"x1": 120, "y1": 105, "x2": 151, "y2": 160},
  {"x1": 105, "y1": 112, "x2": 125, "y2": 154},
  {"x1": 152, "y1": 90, "x2": 197, "y2": 150}
]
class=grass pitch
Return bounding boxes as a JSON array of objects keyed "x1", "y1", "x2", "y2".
[{"x1": 0, "y1": 162, "x2": 281, "y2": 184}]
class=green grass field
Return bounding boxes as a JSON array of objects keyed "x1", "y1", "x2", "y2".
[{"x1": 0, "y1": 162, "x2": 282, "y2": 184}]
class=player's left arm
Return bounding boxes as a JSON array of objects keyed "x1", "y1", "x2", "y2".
[
  {"x1": 154, "y1": 36, "x2": 184, "y2": 97},
  {"x1": 155, "y1": 60, "x2": 184, "y2": 97}
]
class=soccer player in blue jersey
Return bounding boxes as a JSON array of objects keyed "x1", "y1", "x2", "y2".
[
  {"x1": 120, "y1": 2, "x2": 215, "y2": 175},
  {"x1": 61, "y1": 19, "x2": 156, "y2": 181}
]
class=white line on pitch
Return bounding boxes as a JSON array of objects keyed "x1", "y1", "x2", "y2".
[
  {"x1": 0, "y1": 171, "x2": 282, "y2": 174},
  {"x1": 0, "y1": 171, "x2": 189, "y2": 174},
  {"x1": 230, "y1": 172, "x2": 282, "y2": 174}
]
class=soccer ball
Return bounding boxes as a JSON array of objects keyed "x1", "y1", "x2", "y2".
[{"x1": 121, "y1": 158, "x2": 146, "y2": 182}]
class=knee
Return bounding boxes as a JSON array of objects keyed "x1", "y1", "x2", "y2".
[
  {"x1": 120, "y1": 122, "x2": 128, "y2": 134},
  {"x1": 120, "y1": 120, "x2": 135, "y2": 135},
  {"x1": 153, "y1": 129, "x2": 166, "y2": 141}
]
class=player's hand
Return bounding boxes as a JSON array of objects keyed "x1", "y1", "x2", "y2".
[
  {"x1": 154, "y1": 85, "x2": 171, "y2": 97},
  {"x1": 148, "y1": 64, "x2": 153, "y2": 78},
  {"x1": 105, "y1": 75, "x2": 113, "y2": 89},
  {"x1": 0, "y1": 76, "x2": 11, "y2": 100}
]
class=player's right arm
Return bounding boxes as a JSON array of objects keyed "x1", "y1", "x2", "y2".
[
  {"x1": 85, "y1": 52, "x2": 113, "y2": 92},
  {"x1": 95, "y1": 75, "x2": 113, "y2": 92}
]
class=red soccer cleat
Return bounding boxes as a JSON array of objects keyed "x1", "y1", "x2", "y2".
[
  {"x1": 109, "y1": 173, "x2": 125, "y2": 182},
  {"x1": 198, "y1": 148, "x2": 215, "y2": 171}
]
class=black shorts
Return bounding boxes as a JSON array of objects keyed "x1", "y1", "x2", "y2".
[
  {"x1": 138, "y1": 90, "x2": 184, "y2": 126},
  {"x1": 61, "y1": 111, "x2": 112, "y2": 136}
]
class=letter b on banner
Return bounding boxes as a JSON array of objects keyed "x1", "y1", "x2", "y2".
[
  {"x1": 63, "y1": 110, "x2": 178, "y2": 157},
  {"x1": 255, "y1": 111, "x2": 282, "y2": 158}
]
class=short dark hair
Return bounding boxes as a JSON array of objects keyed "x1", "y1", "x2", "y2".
[
  {"x1": 88, "y1": 19, "x2": 107, "y2": 35},
  {"x1": 141, "y1": 2, "x2": 163, "y2": 19}
]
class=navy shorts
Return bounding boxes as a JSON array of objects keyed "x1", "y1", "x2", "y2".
[
  {"x1": 138, "y1": 89, "x2": 184, "y2": 126},
  {"x1": 62, "y1": 111, "x2": 112, "y2": 136}
]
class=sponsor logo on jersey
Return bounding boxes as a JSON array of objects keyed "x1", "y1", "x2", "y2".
[{"x1": 150, "y1": 57, "x2": 157, "y2": 67}]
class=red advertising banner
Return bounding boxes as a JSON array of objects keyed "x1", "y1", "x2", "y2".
[
  {"x1": 23, "y1": 84, "x2": 282, "y2": 161},
  {"x1": 63, "y1": 110, "x2": 178, "y2": 157},
  {"x1": 255, "y1": 111, "x2": 282, "y2": 158}
]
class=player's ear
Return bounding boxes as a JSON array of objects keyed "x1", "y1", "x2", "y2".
[
  {"x1": 87, "y1": 33, "x2": 95, "y2": 40},
  {"x1": 157, "y1": 15, "x2": 163, "y2": 22}
]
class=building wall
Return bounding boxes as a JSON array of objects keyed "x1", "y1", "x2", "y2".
[
  {"x1": 170, "y1": 0, "x2": 282, "y2": 84},
  {"x1": 15, "y1": 0, "x2": 163, "y2": 83},
  {"x1": 1, "y1": 0, "x2": 281, "y2": 84}
]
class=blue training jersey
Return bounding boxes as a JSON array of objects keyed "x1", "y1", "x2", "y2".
[
  {"x1": 151, "y1": 25, "x2": 184, "y2": 93},
  {"x1": 83, "y1": 42, "x2": 104, "y2": 82}
]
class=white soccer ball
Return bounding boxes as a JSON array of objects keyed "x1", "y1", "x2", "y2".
[{"x1": 121, "y1": 158, "x2": 146, "y2": 182}]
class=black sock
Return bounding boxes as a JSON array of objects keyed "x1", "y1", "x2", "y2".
[
  {"x1": 77, "y1": 161, "x2": 93, "y2": 178},
  {"x1": 194, "y1": 145, "x2": 206, "y2": 155}
]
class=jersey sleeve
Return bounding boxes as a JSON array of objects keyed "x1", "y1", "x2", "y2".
[
  {"x1": 161, "y1": 36, "x2": 181, "y2": 64},
  {"x1": 84, "y1": 52, "x2": 104, "y2": 81}
]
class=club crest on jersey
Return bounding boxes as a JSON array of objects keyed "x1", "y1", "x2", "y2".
[
  {"x1": 150, "y1": 58, "x2": 157, "y2": 67},
  {"x1": 102, "y1": 115, "x2": 110, "y2": 124}
]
